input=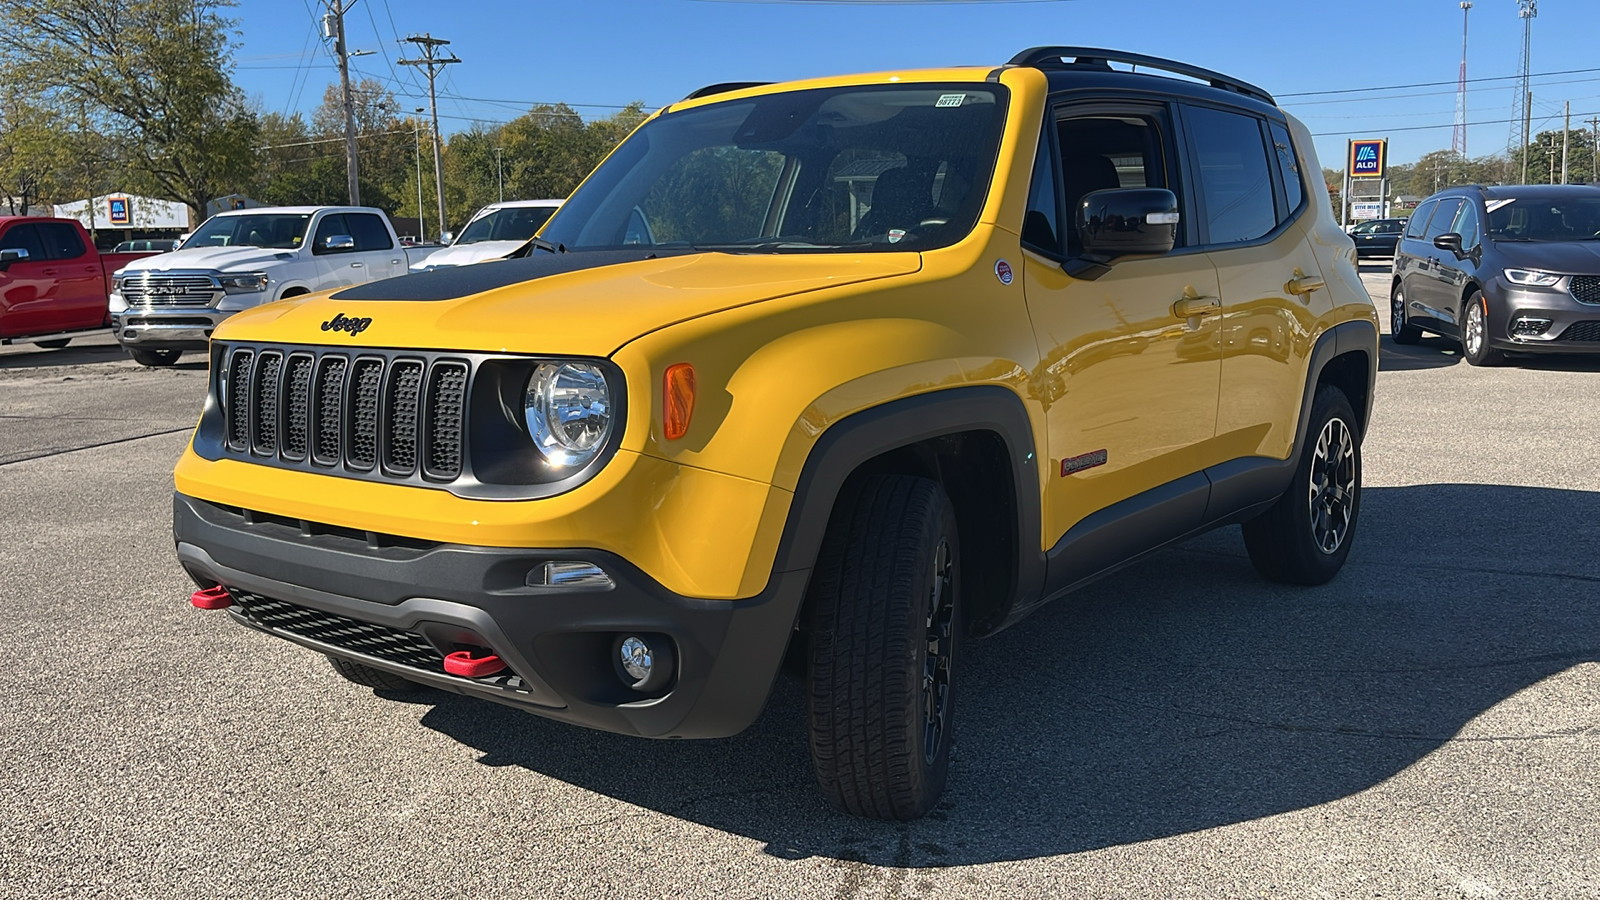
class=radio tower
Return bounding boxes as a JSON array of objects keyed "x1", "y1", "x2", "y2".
[
  {"x1": 1510, "y1": 0, "x2": 1537, "y2": 181},
  {"x1": 1453, "y1": 2, "x2": 1471, "y2": 157}
]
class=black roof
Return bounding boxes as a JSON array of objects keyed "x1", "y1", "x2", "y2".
[{"x1": 1427, "y1": 183, "x2": 1600, "y2": 203}]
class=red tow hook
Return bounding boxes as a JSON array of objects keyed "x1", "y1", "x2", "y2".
[
  {"x1": 190, "y1": 585, "x2": 233, "y2": 610},
  {"x1": 443, "y1": 649, "x2": 506, "y2": 678}
]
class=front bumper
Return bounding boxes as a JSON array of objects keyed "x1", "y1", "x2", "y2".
[
  {"x1": 113, "y1": 307, "x2": 234, "y2": 351},
  {"x1": 1489, "y1": 281, "x2": 1600, "y2": 353},
  {"x1": 173, "y1": 492, "x2": 808, "y2": 739}
]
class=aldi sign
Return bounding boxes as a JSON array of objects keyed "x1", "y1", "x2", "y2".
[
  {"x1": 106, "y1": 196, "x2": 131, "y2": 226},
  {"x1": 1350, "y1": 139, "x2": 1386, "y2": 179}
]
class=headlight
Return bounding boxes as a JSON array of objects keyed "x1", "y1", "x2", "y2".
[
  {"x1": 524, "y1": 362, "x2": 613, "y2": 467},
  {"x1": 1503, "y1": 268, "x2": 1562, "y2": 287},
  {"x1": 219, "y1": 272, "x2": 269, "y2": 293}
]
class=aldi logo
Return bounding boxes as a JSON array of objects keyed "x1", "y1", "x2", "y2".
[
  {"x1": 106, "y1": 196, "x2": 131, "y2": 226},
  {"x1": 1350, "y1": 140, "x2": 1386, "y2": 178}
]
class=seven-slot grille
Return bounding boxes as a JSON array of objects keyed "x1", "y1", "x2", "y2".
[
  {"x1": 119, "y1": 273, "x2": 222, "y2": 307},
  {"x1": 223, "y1": 345, "x2": 469, "y2": 482},
  {"x1": 1569, "y1": 276, "x2": 1600, "y2": 305}
]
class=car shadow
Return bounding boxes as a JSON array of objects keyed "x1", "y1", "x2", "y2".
[
  {"x1": 1378, "y1": 335, "x2": 1461, "y2": 371},
  {"x1": 0, "y1": 341, "x2": 129, "y2": 370},
  {"x1": 409, "y1": 483, "x2": 1599, "y2": 866}
]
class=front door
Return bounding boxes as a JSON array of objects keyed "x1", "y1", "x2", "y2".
[
  {"x1": 0, "y1": 222, "x2": 104, "y2": 336},
  {"x1": 1019, "y1": 103, "x2": 1222, "y2": 546}
]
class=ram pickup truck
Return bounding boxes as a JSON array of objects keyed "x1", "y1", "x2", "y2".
[
  {"x1": 0, "y1": 216, "x2": 158, "y2": 349},
  {"x1": 110, "y1": 206, "x2": 435, "y2": 366}
]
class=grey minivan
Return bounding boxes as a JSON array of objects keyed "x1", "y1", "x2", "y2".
[{"x1": 1391, "y1": 184, "x2": 1600, "y2": 365}]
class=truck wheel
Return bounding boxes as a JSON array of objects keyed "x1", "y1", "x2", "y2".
[
  {"x1": 1242, "y1": 385, "x2": 1361, "y2": 585},
  {"x1": 325, "y1": 654, "x2": 428, "y2": 693},
  {"x1": 805, "y1": 474, "x2": 960, "y2": 820},
  {"x1": 34, "y1": 338, "x2": 70, "y2": 349},
  {"x1": 129, "y1": 348, "x2": 182, "y2": 367}
]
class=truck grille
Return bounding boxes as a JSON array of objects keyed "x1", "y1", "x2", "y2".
[
  {"x1": 221, "y1": 344, "x2": 470, "y2": 483},
  {"x1": 1569, "y1": 276, "x2": 1600, "y2": 305},
  {"x1": 120, "y1": 273, "x2": 222, "y2": 308}
]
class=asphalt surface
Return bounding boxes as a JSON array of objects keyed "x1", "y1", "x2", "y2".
[{"x1": 1, "y1": 269, "x2": 1597, "y2": 899}]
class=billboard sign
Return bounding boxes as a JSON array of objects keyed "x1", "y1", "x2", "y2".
[
  {"x1": 1350, "y1": 139, "x2": 1386, "y2": 179},
  {"x1": 106, "y1": 196, "x2": 131, "y2": 226},
  {"x1": 1351, "y1": 201, "x2": 1383, "y2": 220}
]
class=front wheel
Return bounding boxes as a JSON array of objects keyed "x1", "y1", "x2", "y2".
[
  {"x1": 805, "y1": 475, "x2": 960, "y2": 820},
  {"x1": 128, "y1": 348, "x2": 181, "y2": 367},
  {"x1": 1242, "y1": 385, "x2": 1362, "y2": 585},
  {"x1": 1461, "y1": 291, "x2": 1507, "y2": 367}
]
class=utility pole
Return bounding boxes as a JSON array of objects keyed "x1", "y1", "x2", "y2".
[
  {"x1": 399, "y1": 34, "x2": 460, "y2": 241},
  {"x1": 413, "y1": 108, "x2": 426, "y2": 241},
  {"x1": 324, "y1": 1, "x2": 361, "y2": 206},
  {"x1": 1562, "y1": 101, "x2": 1571, "y2": 184},
  {"x1": 1454, "y1": 2, "x2": 1471, "y2": 158},
  {"x1": 494, "y1": 147, "x2": 504, "y2": 203},
  {"x1": 1588, "y1": 117, "x2": 1600, "y2": 184}
]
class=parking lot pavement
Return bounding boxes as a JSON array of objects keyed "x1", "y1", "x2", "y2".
[{"x1": 1, "y1": 286, "x2": 1596, "y2": 899}]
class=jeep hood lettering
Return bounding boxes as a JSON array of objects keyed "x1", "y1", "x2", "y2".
[{"x1": 223, "y1": 250, "x2": 922, "y2": 356}]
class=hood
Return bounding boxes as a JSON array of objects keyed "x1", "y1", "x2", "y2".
[
  {"x1": 119, "y1": 245, "x2": 296, "y2": 273},
  {"x1": 1493, "y1": 239, "x2": 1600, "y2": 275},
  {"x1": 215, "y1": 249, "x2": 922, "y2": 357},
  {"x1": 409, "y1": 240, "x2": 523, "y2": 270}
]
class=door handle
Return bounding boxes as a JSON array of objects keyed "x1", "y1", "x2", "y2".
[
  {"x1": 350, "y1": 262, "x2": 364, "y2": 268},
  {"x1": 1285, "y1": 268, "x2": 1325, "y2": 296},
  {"x1": 1172, "y1": 288, "x2": 1220, "y2": 319}
]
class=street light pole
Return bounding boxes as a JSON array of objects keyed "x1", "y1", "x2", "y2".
[{"x1": 494, "y1": 147, "x2": 504, "y2": 203}]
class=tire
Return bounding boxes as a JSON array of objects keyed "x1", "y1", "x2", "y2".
[
  {"x1": 326, "y1": 654, "x2": 429, "y2": 692},
  {"x1": 1242, "y1": 385, "x2": 1362, "y2": 586},
  {"x1": 1389, "y1": 282, "x2": 1422, "y2": 345},
  {"x1": 34, "y1": 338, "x2": 70, "y2": 349},
  {"x1": 1460, "y1": 290, "x2": 1507, "y2": 367},
  {"x1": 805, "y1": 475, "x2": 960, "y2": 820},
  {"x1": 128, "y1": 348, "x2": 182, "y2": 367}
]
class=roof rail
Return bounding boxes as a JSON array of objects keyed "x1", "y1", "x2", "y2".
[
  {"x1": 683, "y1": 81, "x2": 772, "y2": 101},
  {"x1": 1008, "y1": 47, "x2": 1275, "y2": 106}
]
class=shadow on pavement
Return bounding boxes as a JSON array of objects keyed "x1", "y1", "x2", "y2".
[
  {"x1": 0, "y1": 342, "x2": 129, "y2": 370},
  {"x1": 1379, "y1": 336, "x2": 1461, "y2": 372},
  {"x1": 413, "y1": 483, "x2": 1600, "y2": 865}
]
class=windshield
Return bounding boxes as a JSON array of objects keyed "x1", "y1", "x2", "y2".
[
  {"x1": 456, "y1": 205, "x2": 558, "y2": 244},
  {"x1": 1487, "y1": 196, "x2": 1600, "y2": 241},
  {"x1": 540, "y1": 84, "x2": 1008, "y2": 253},
  {"x1": 188, "y1": 213, "x2": 312, "y2": 249}
]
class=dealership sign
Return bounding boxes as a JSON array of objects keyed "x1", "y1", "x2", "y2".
[
  {"x1": 1351, "y1": 201, "x2": 1383, "y2": 220},
  {"x1": 1350, "y1": 139, "x2": 1386, "y2": 179}
]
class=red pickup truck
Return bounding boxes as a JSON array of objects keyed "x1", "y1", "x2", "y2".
[{"x1": 0, "y1": 216, "x2": 160, "y2": 349}]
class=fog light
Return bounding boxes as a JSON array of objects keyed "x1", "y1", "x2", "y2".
[
  {"x1": 619, "y1": 636, "x2": 653, "y2": 681},
  {"x1": 1511, "y1": 317, "x2": 1552, "y2": 337},
  {"x1": 614, "y1": 633, "x2": 675, "y2": 692},
  {"x1": 526, "y1": 561, "x2": 613, "y2": 588}
]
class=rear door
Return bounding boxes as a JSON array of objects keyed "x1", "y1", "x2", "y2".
[{"x1": 345, "y1": 212, "x2": 405, "y2": 279}]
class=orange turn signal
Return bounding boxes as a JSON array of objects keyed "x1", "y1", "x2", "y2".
[{"x1": 663, "y1": 363, "x2": 696, "y2": 441}]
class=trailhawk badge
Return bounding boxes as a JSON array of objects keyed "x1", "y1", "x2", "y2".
[{"x1": 321, "y1": 312, "x2": 372, "y2": 335}]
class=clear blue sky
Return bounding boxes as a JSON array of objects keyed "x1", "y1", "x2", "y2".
[{"x1": 231, "y1": 0, "x2": 1600, "y2": 177}]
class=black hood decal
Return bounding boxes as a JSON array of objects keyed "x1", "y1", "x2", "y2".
[{"x1": 329, "y1": 248, "x2": 698, "y2": 302}]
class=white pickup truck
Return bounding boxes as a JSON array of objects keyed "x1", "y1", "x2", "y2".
[{"x1": 110, "y1": 206, "x2": 436, "y2": 366}]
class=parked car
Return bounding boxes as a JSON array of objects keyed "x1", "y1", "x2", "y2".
[
  {"x1": 173, "y1": 47, "x2": 1376, "y2": 820},
  {"x1": 1349, "y1": 217, "x2": 1406, "y2": 258},
  {"x1": 113, "y1": 239, "x2": 181, "y2": 253},
  {"x1": 0, "y1": 216, "x2": 161, "y2": 349},
  {"x1": 1391, "y1": 184, "x2": 1600, "y2": 365},
  {"x1": 409, "y1": 199, "x2": 563, "y2": 272},
  {"x1": 109, "y1": 206, "x2": 435, "y2": 366}
]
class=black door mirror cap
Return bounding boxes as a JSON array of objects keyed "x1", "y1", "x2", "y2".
[
  {"x1": 1067, "y1": 188, "x2": 1180, "y2": 280},
  {"x1": 1433, "y1": 232, "x2": 1464, "y2": 254}
]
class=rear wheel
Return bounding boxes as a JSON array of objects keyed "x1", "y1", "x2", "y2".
[
  {"x1": 805, "y1": 475, "x2": 960, "y2": 820},
  {"x1": 1461, "y1": 291, "x2": 1507, "y2": 367},
  {"x1": 34, "y1": 338, "x2": 70, "y2": 349},
  {"x1": 1243, "y1": 385, "x2": 1361, "y2": 585},
  {"x1": 1390, "y1": 283, "x2": 1422, "y2": 345},
  {"x1": 128, "y1": 348, "x2": 181, "y2": 367},
  {"x1": 326, "y1": 655, "x2": 429, "y2": 693}
]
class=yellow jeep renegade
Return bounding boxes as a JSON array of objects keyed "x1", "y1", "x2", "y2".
[{"x1": 174, "y1": 47, "x2": 1376, "y2": 820}]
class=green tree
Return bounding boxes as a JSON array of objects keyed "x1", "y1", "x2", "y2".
[{"x1": 0, "y1": 0, "x2": 259, "y2": 223}]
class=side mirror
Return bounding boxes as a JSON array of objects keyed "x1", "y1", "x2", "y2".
[
  {"x1": 439, "y1": 231, "x2": 454, "y2": 245},
  {"x1": 0, "y1": 247, "x2": 29, "y2": 270},
  {"x1": 320, "y1": 234, "x2": 356, "y2": 253},
  {"x1": 1433, "y1": 232, "x2": 1464, "y2": 256},
  {"x1": 1073, "y1": 188, "x2": 1179, "y2": 273}
]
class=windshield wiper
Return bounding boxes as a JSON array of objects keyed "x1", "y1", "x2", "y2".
[
  {"x1": 693, "y1": 239, "x2": 878, "y2": 252},
  {"x1": 508, "y1": 235, "x2": 566, "y2": 257}
]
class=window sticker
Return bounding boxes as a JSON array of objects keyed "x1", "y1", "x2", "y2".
[
  {"x1": 935, "y1": 93, "x2": 966, "y2": 108},
  {"x1": 1486, "y1": 199, "x2": 1515, "y2": 214}
]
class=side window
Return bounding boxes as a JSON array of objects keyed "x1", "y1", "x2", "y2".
[
  {"x1": 1452, "y1": 202, "x2": 1481, "y2": 248},
  {"x1": 312, "y1": 214, "x2": 349, "y2": 253},
  {"x1": 1056, "y1": 111, "x2": 1171, "y2": 255},
  {"x1": 1022, "y1": 125, "x2": 1061, "y2": 254},
  {"x1": 0, "y1": 224, "x2": 47, "y2": 261},
  {"x1": 1185, "y1": 105, "x2": 1277, "y2": 245},
  {"x1": 1424, "y1": 199, "x2": 1463, "y2": 241},
  {"x1": 1269, "y1": 122, "x2": 1304, "y2": 217},
  {"x1": 37, "y1": 223, "x2": 87, "y2": 260},
  {"x1": 347, "y1": 214, "x2": 393, "y2": 251},
  {"x1": 1404, "y1": 200, "x2": 1437, "y2": 238}
]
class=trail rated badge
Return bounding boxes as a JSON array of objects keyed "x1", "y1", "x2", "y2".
[{"x1": 995, "y1": 259, "x2": 1013, "y2": 285}]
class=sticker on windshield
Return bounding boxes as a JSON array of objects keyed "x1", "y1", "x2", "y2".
[
  {"x1": 935, "y1": 93, "x2": 966, "y2": 108},
  {"x1": 888, "y1": 228, "x2": 906, "y2": 243},
  {"x1": 1486, "y1": 199, "x2": 1516, "y2": 214}
]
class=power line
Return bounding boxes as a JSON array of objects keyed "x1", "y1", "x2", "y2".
[{"x1": 1312, "y1": 110, "x2": 1596, "y2": 138}]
